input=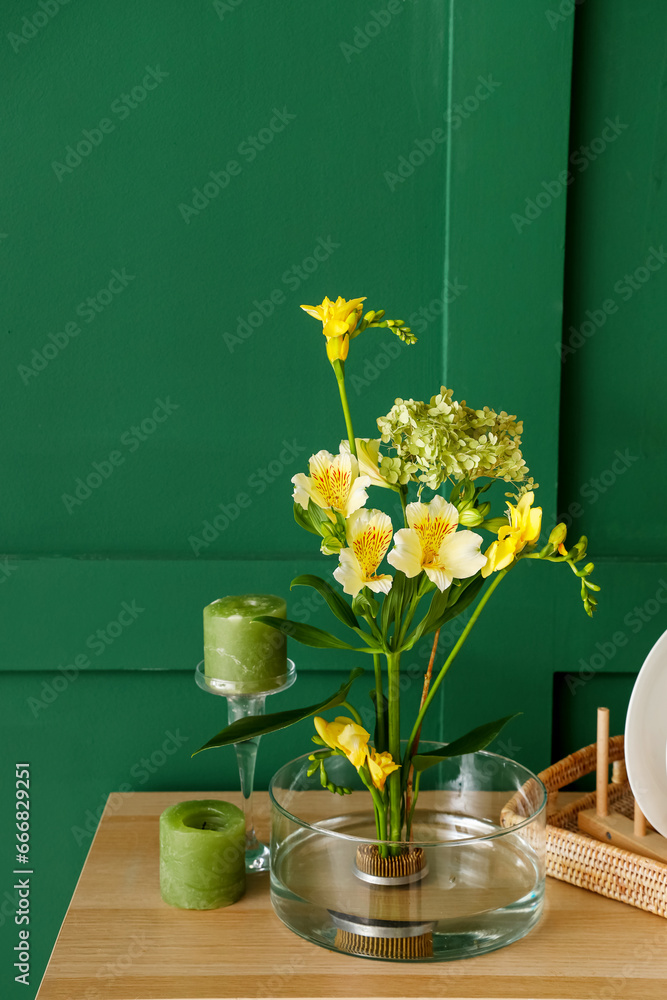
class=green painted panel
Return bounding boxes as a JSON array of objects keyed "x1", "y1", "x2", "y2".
[
  {"x1": 445, "y1": 2, "x2": 575, "y2": 513},
  {"x1": 559, "y1": 0, "x2": 667, "y2": 558},
  {"x1": 8, "y1": 554, "x2": 665, "y2": 761},
  {"x1": 552, "y1": 671, "x2": 636, "y2": 791},
  {"x1": 2, "y1": 0, "x2": 447, "y2": 558},
  {"x1": 1, "y1": 4, "x2": 582, "y2": 998}
]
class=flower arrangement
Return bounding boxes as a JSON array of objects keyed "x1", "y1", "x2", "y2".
[{"x1": 196, "y1": 295, "x2": 599, "y2": 849}]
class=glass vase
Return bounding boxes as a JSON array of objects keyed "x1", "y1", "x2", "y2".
[{"x1": 269, "y1": 746, "x2": 546, "y2": 961}]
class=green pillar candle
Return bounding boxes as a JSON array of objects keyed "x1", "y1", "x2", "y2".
[
  {"x1": 203, "y1": 593, "x2": 287, "y2": 694},
  {"x1": 159, "y1": 800, "x2": 246, "y2": 909}
]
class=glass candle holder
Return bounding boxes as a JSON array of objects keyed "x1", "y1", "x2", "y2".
[{"x1": 195, "y1": 658, "x2": 296, "y2": 872}]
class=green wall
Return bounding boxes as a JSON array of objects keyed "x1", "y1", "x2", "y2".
[{"x1": 2, "y1": 2, "x2": 665, "y2": 997}]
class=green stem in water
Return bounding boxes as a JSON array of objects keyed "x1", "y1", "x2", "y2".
[
  {"x1": 403, "y1": 569, "x2": 508, "y2": 780},
  {"x1": 386, "y1": 651, "x2": 402, "y2": 843},
  {"x1": 372, "y1": 653, "x2": 386, "y2": 752},
  {"x1": 406, "y1": 770, "x2": 421, "y2": 839},
  {"x1": 332, "y1": 359, "x2": 357, "y2": 458},
  {"x1": 360, "y1": 766, "x2": 388, "y2": 855}
]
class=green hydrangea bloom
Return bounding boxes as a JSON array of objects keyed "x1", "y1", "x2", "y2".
[{"x1": 376, "y1": 387, "x2": 528, "y2": 490}]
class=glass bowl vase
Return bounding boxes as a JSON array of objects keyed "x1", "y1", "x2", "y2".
[{"x1": 269, "y1": 746, "x2": 546, "y2": 962}]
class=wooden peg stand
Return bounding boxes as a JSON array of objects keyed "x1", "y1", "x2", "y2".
[{"x1": 577, "y1": 706, "x2": 667, "y2": 863}]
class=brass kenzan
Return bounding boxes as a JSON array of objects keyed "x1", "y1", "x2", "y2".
[
  {"x1": 355, "y1": 844, "x2": 426, "y2": 878},
  {"x1": 334, "y1": 928, "x2": 433, "y2": 959}
]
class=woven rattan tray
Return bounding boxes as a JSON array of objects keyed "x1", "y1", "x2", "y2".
[{"x1": 501, "y1": 734, "x2": 667, "y2": 917}]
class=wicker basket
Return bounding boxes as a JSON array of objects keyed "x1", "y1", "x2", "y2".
[{"x1": 501, "y1": 735, "x2": 667, "y2": 917}]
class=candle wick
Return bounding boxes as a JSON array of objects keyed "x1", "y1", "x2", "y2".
[{"x1": 202, "y1": 821, "x2": 207, "y2": 829}]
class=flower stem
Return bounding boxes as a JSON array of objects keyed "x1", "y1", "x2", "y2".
[
  {"x1": 372, "y1": 653, "x2": 386, "y2": 751},
  {"x1": 399, "y1": 487, "x2": 409, "y2": 528},
  {"x1": 406, "y1": 771, "x2": 421, "y2": 839},
  {"x1": 405, "y1": 628, "x2": 440, "y2": 828},
  {"x1": 386, "y1": 651, "x2": 402, "y2": 843},
  {"x1": 341, "y1": 701, "x2": 362, "y2": 726},
  {"x1": 360, "y1": 766, "x2": 388, "y2": 856},
  {"x1": 332, "y1": 359, "x2": 357, "y2": 458},
  {"x1": 396, "y1": 593, "x2": 421, "y2": 649},
  {"x1": 404, "y1": 570, "x2": 508, "y2": 770}
]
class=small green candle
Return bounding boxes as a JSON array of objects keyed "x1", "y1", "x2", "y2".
[
  {"x1": 159, "y1": 800, "x2": 246, "y2": 909},
  {"x1": 203, "y1": 593, "x2": 287, "y2": 694}
]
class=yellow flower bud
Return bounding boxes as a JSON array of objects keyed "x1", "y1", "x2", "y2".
[
  {"x1": 326, "y1": 333, "x2": 349, "y2": 363},
  {"x1": 548, "y1": 523, "x2": 567, "y2": 547},
  {"x1": 459, "y1": 508, "x2": 484, "y2": 527}
]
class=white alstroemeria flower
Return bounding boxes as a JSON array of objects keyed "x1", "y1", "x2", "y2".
[
  {"x1": 333, "y1": 509, "x2": 393, "y2": 597},
  {"x1": 292, "y1": 450, "x2": 371, "y2": 521},
  {"x1": 387, "y1": 495, "x2": 485, "y2": 592},
  {"x1": 339, "y1": 438, "x2": 392, "y2": 490}
]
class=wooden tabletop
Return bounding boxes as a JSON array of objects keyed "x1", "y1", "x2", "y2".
[{"x1": 36, "y1": 791, "x2": 667, "y2": 1000}]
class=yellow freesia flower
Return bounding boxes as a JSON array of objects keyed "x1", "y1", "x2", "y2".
[
  {"x1": 367, "y1": 749, "x2": 401, "y2": 792},
  {"x1": 388, "y1": 495, "x2": 486, "y2": 592},
  {"x1": 333, "y1": 508, "x2": 394, "y2": 597},
  {"x1": 339, "y1": 438, "x2": 392, "y2": 490},
  {"x1": 482, "y1": 491, "x2": 542, "y2": 578},
  {"x1": 292, "y1": 450, "x2": 371, "y2": 521},
  {"x1": 314, "y1": 716, "x2": 370, "y2": 770},
  {"x1": 301, "y1": 296, "x2": 366, "y2": 363}
]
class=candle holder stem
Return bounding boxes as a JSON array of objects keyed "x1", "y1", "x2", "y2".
[
  {"x1": 226, "y1": 694, "x2": 270, "y2": 872},
  {"x1": 194, "y1": 659, "x2": 296, "y2": 875}
]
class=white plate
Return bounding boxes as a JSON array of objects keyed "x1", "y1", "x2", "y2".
[{"x1": 625, "y1": 627, "x2": 667, "y2": 838}]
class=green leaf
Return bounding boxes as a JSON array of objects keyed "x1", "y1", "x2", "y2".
[
  {"x1": 192, "y1": 668, "x2": 365, "y2": 754},
  {"x1": 293, "y1": 502, "x2": 319, "y2": 536},
  {"x1": 419, "y1": 587, "x2": 450, "y2": 631},
  {"x1": 290, "y1": 574, "x2": 359, "y2": 630},
  {"x1": 307, "y1": 499, "x2": 332, "y2": 530},
  {"x1": 411, "y1": 713, "x2": 520, "y2": 773},
  {"x1": 382, "y1": 570, "x2": 408, "y2": 642},
  {"x1": 253, "y1": 615, "x2": 378, "y2": 653},
  {"x1": 380, "y1": 576, "x2": 396, "y2": 637},
  {"x1": 352, "y1": 590, "x2": 380, "y2": 619},
  {"x1": 403, "y1": 575, "x2": 485, "y2": 649}
]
